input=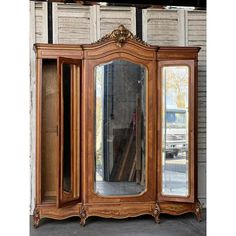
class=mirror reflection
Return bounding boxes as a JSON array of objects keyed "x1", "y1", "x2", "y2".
[
  {"x1": 95, "y1": 60, "x2": 146, "y2": 196},
  {"x1": 62, "y1": 63, "x2": 72, "y2": 193},
  {"x1": 162, "y1": 66, "x2": 189, "y2": 197}
]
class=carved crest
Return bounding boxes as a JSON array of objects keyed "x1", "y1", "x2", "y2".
[{"x1": 93, "y1": 24, "x2": 150, "y2": 47}]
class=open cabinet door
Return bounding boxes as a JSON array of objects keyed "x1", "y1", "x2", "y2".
[{"x1": 57, "y1": 57, "x2": 82, "y2": 208}]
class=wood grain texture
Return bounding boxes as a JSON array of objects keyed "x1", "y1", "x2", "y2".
[
  {"x1": 41, "y1": 60, "x2": 58, "y2": 203},
  {"x1": 37, "y1": 203, "x2": 82, "y2": 221},
  {"x1": 86, "y1": 202, "x2": 154, "y2": 219}
]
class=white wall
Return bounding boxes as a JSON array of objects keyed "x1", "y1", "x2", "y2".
[
  {"x1": 30, "y1": 1, "x2": 48, "y2": 215},
  {"x1": 30, "y1": 2, "x2": 206, "y2": 214}
]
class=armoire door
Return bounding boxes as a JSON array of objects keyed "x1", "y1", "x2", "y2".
[
  {"x1": 158, "y1": 60, "x2": 196, "y2": 203},
  {"x1": 83, "y1": 41, "x2": 157, "y2": 205},
  {"x1": 57, "y1": 57, "x2": 82, "y2": 207}
]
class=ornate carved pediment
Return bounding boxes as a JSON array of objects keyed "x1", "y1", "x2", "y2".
[{"x1": 93, "y1": 24, "x2": 150, "y2": 47}]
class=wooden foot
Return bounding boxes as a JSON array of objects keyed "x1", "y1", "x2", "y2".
[
  {"x1": 80, "y1": 217, "x2": 86, "y2": 226},
  {"x1": 153, "y1": 202, "x2": 161, "y2": 224},
  {"x1": 194, "y1": 200, "x2": 202, "y2": 222},
  {"x1": 33, "y1": 208, "x2": 40, "y2": 228},
  {"x1": 79, "y1": 205, "x2": 87, "y2": 226}
]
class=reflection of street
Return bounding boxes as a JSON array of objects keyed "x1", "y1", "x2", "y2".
[
  {"x1": 163, "y1": 154, "x2": 188, "y2": 196},
  {"x1": 96, "y1": 166, "x2": 103, "y2": 181},
  {"x1": 164, "y1": 155, "x2": 188, "y2": 173}
]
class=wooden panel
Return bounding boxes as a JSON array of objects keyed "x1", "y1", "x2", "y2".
[
  {"x1": 41, "y1": 60, "x2": 58, "y2": 203},
  {"x1": 35, "y1": 43, "x2": 83, "y2": 59},
  {"x1": 53, "y1": 3, "x2": 92, "y2": 44},
  {"x1": 58, "y1": 58, "x2": 81, "y2": 207},
  {"x1": 83, "y1": 41, "x2": 156, "y2": 60},
  {"x1": 86, "y1": 202, "x2": 154, "y2": 218},
  {"x1": 38, "y1": 203, "x2": 81, "y2": 220}
]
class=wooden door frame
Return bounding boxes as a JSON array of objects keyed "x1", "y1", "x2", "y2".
[
  {"x1": 157, "y1": 59, "x2": 196, "y2": 203},
  {"x1": 57, "y1": 57, "x2": 82, "y2": 207},
  {"x1": 82, "y1": 40, "x2": 157, "y2": 205}
]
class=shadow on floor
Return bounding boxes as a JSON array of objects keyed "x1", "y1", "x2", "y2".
[{"x1": 30, "y1": 210, "x2": 206, "y2": 236}]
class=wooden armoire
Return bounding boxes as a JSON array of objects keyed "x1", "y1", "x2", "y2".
[{"x1": 33, "y1": 25, "x2": 201, "y2": 227}]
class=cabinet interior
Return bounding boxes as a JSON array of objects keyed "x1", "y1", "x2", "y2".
[{"x1": 41, "y1": 59, "x2": 57, "y2": 203}]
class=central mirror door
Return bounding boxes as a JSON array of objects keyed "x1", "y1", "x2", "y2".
[{"x1": 94, "y1": 60, "x2": 147, "y2": 196}]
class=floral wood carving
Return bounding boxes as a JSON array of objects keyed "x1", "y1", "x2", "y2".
[{"x1": 93, "y1": 24, "x2": 150, "y2": 48}]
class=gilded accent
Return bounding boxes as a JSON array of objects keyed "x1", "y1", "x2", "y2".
[
  {"x1": 33, "y1": 208, "x2": 40, "y2": 228},
  {"x1": 92, "y1": 25, "x2": 150, "y2": 48}
]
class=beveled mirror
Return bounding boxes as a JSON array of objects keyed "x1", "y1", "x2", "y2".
[
  {"x1": 161, "y1": 66, "x2": 189, "y2": 197},
  {"x1": 94, "y1": 60, "x2": 147, "y2": 196}
]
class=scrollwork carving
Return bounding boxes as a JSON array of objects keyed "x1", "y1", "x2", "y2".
[{"x1": 92, "y1": 24, "x2": 150, "y2": 48}]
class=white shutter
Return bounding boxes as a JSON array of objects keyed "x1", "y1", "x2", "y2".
[
  {"x1": 186, "y1": 10, "x2": 206, "y2": 162},
  {"x1": 34, "y1": 2, "x2": 48, "y2": 43},
  {"x1": 143, "y1": 9, "x2": 180, "y2": 46},
  {"x1": 53, "y1": 3, "x2": 94, "y2": 44},
  {"x1": 186, "y1": 10, "x2": 206, "y2": 207},
  {"x1": 52, "y1": 4, "x2": 136, "y2": 44},
  {"x1": 98, "y1": 6, "x2": 136, "y2": 40}
]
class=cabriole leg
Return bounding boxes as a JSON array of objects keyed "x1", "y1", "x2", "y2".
[
  {"x1": 194, "y1": 200, "x2": 202, "y2": 222},
  {"x1": 79, "y1": 206, "x2": 87, "y2": 226},
  {"x1": 33, "y1": 208, "x2": 40, "y2": 228},
  {"x1": 153, "y1": 203, "x2": 161, "y2": 224}
]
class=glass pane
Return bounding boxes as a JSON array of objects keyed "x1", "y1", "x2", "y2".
[
  {"x1": 162, "y1": 66, "x2": 189, "y2": 197},
  {"x1": 95, "y1": 60, "x2": 146, "y2": 196},
  {"x1": 62, "y1": 63, "x2": 72, "y2": 193}
]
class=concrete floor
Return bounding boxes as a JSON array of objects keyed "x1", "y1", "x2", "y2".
[{"x1": 30, "y1": 209, "x2": 206, "y2": 236}]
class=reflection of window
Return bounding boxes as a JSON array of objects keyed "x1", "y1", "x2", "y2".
[{"x1": 166, "y1": 109, "x2": 186, "y2": 128}]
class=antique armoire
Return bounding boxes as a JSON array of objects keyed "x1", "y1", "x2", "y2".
[{"x1": 33, "y1": 25, "x2": 201, "y2": 227}]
